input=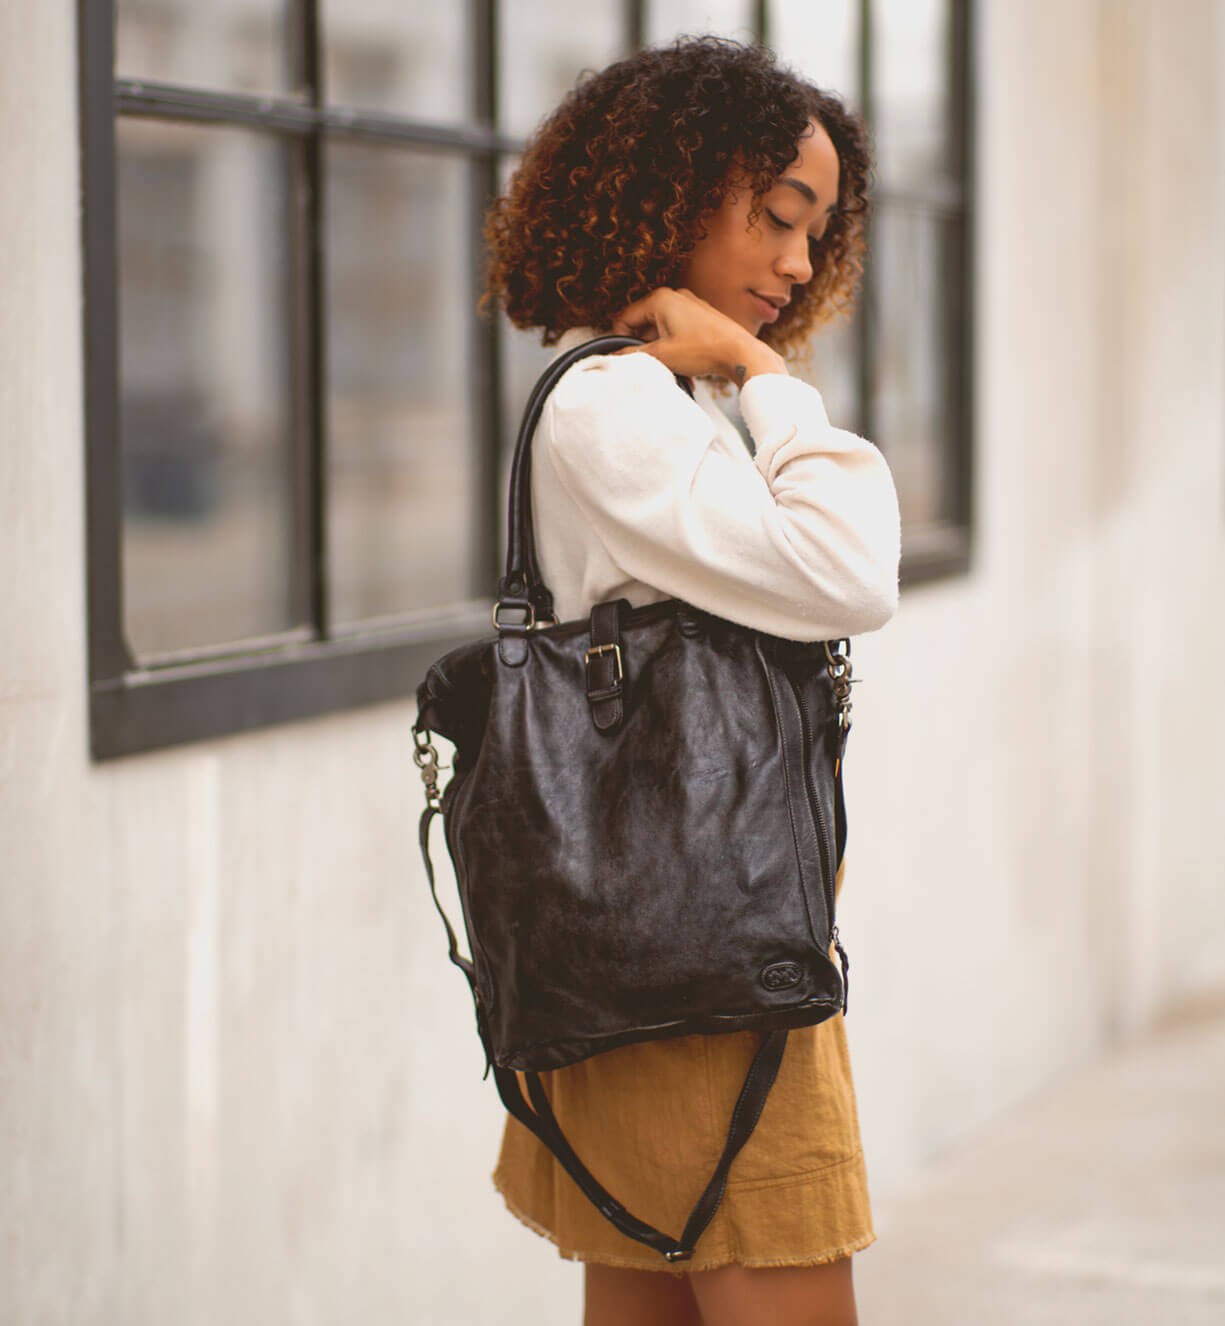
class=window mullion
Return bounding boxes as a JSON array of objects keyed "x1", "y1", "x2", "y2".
[
  {"x1": 81, "y1": 0, "x2": 136, "y2": 688},
  {"x1": 472, "y1": 0, "x2": 502, "y2": 601},
  {"x1": 857, "y1": 0, "x2": 876, "y2": 446},
  {"x1": 294, "y1": 0, "x2": 328, "y2": 638},
  {"x1": 950, "y1": 0, "x2": 975, "y2": 537},
  {"x1": 626, "y1": 1, "x2": 645, "y2": 52}
]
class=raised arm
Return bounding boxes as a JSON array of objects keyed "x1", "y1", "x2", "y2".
[{"x1": 539, "y1": 348, "x2": 901, "y2": 642}]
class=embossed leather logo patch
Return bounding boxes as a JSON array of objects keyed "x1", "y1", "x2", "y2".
[{"x1": 761, "y1": 961, "x2": 803, "y2": 992}]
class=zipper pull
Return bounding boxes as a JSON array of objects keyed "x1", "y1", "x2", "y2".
[{"x1": 831, "y1": 925, "x2": 850, "y2": 1016}]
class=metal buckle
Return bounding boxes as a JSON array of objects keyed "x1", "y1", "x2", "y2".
[
  {"x1": 411, "y1": 725, "x2": 444, "y2": 809},
  {"x1": 584, "y1": 641, "x2": 623, "y2": 685},
  {"x1": 492, "y1": 600, "x2": 534, "y2": 631}
]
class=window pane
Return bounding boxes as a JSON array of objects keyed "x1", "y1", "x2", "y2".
[
  {"x1": 645, "y1": 1, "x2": 756, "y2": 45},
  {"x1": 116, "y1": 0, "x2": 292, "y2": 97},
  {"x1": 871, "y1": 0, "x2": 952, "y2": 188},
  {"x1": 793, "y1": 313, "x2": 859, "y2": 436},
  {"x1": 322, "y1": 2, "x2": 469, "y2": 122},
  {"x1": 325, "y1": 146, "x2": 475, "y2": 625},
  {"x1": 870, "y1": 203, "x2": 961, "y2": 529},
  {"x1": 116, "y1": 119, "x2": 295, "y2": 657},
  {"x1": 499, "y1": 1, "x2": 625, "y2": 139},
  {"x1": 768, "y1": 0, "x2": 860, "y2": 109}
]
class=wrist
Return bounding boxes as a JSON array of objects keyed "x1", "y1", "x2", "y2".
[{"x1": 723, "y1": 334, "x2": 786, "y2": 386}]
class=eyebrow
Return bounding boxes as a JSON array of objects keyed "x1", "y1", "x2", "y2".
[{"x1": 780, "y1": 177, "x2": 838, "y2": 214}]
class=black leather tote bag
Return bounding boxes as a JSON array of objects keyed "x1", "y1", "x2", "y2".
[{"x1": 412, "y1": 334, "x2": 856, "y2": 1262}]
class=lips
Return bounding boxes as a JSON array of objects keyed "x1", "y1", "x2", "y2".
[{"x1": 750, "y1": 291, "x2": 788, "y2": 322}]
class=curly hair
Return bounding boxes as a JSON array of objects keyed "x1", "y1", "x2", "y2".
[{"x1": 483, "y1": 36, "x2": 872, "y2": 357}]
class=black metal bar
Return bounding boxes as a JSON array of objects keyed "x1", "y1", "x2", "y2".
[
  {"x1": 471, "y1": 157, "x2": 503, "y2": 598},
  {"x1": 116, "y1": 81, "x2": 523, "y2": 154},
  {"x1": 471, "y1": 0, "x2": 502, "y2": 597},
  {"x1": 857, "y1": 0, "x2": 875, "y2": 446},
  {"x1": 286, "y1": 0, "x2": 309, "y2": 95},
  {"x1": 754, "y1": 0, "x2": 769, "y2": 48},
  {"x1": 302, "y1": 0, "x2": 329, "y2": 639},
  {"x1": 951, "y1": 0, "x2": 976, "y2": 545},
  {"x1": 285, "y1": 0, "x2": 311, "y2": 630},
  {"x1": 627, "y1": 0, "x2": 645, "y2": 51},
  {"x1": 116, "y1": 81, "x2": 317, "y2": 132},
  {"x1": 88, "y1": 609, "x2": 496, "y2": 760},
  {"x1": 79, "y1": 0, "x2": 136, "y2": 683},
  {"x1": 285, "y1": 137, "x2": 313, "y2": 632}
]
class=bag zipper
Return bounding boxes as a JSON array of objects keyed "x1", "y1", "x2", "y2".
[
  {"x1": 785, "y1": 668, "x2": 850, "y2": 1014},
  {"x1": 784, "y1": 671, "x2": 836, "y2": 935}
]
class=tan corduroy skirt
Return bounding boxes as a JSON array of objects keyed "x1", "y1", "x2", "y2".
[{"x1": 491, "y1": 857, "x2": 875, "y2": 1271}]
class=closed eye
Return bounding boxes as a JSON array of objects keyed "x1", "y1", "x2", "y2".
[{"x1": 765, "y1": 208, "x2": 794, "y2": 231}]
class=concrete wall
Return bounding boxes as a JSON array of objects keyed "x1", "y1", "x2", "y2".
[
  {"x1": 2, "y1": 2, "x2": 1223, "y2": 1323},
  {"x1": 845, "y1": 0, "x2": 1225, "y2": 1187}
]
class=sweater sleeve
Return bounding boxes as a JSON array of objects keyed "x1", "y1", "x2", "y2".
[{"x1": 538, "y1": 348, "x2": 901, "y2": 642}]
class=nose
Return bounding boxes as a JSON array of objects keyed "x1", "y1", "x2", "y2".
[{"x1": 776, "y1": 232, "x2": 813, "y2": 287}]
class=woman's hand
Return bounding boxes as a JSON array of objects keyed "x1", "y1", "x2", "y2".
[{"x1": 609, "y1": 288, "x2": 787, "y2": 386}]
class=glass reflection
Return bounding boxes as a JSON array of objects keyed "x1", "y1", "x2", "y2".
[
  {"x1": 322, "y1": 1, "x2": 469, "y2": 122},
  {"x1": 646, "y1": 1, "x2": 755, "y2": 45},
  {"x1": 116, "y1": 0, "x2": 292, "y2": 97},
  {"x1": 768, "y1": 0, "x2": 860, "y2": 109},
  {"x1": 871, "y1": 0, "x2": 951, "y2": 187},
  {"x1": 499, "y1": 1, "x2": 625, "y2": 138},
  {"x1": 793, "y1": 314, "x2": 859, "y2": 436},
  {"x1": 870, "y1": 203, "x2": 958, "y2": 529},
  {"x1": 325, "y1": 145, "x2": 476, "y2": 625},
  {"x1": 117, "y1": 118, "x2": 295, "y2": 657}
]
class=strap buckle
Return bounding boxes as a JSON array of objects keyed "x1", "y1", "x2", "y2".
[{"x1": 584, "y1": 641, "x2": 623, "y2": 686}]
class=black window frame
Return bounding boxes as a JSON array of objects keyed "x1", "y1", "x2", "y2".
[{"x1": 80, "y1": 0, "x2": 973, "y2": 760}]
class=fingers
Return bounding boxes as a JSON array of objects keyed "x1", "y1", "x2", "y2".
[
  {"x1": 609, "y1": 287, "x2": 679, "y2": 337},
  {"x1": 613, "y1": 338, "x2": 697, "y2": 377},
  {"x1": 606, "y1": 286, "x2": 743, "y2": 381},
  {"x1": 609, "y1": 308, "x2": 660, "y2": 339}
]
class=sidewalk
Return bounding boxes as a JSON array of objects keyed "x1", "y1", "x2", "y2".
[{"x1": 854, "y1": 992, "x2": 1225, "y2": 1325}]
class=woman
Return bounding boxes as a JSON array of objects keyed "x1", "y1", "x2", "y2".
[{"x1": 482, "y1": 36, "x2": 901, "y2": 1326}]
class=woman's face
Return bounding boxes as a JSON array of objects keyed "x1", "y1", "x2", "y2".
[{"x1": 678, "y1": 118, "x2": 841, "y2": 336}]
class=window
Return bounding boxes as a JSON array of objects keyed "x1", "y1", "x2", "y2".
[{"x1": 81, "y1": 0, "x2": 974, "y2": 759}]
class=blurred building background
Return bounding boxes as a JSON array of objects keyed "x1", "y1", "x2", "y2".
[{"x1": 2, "y1": 1, "x2": 1223, "y2": 1322}]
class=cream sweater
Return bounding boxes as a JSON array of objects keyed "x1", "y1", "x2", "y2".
[{"x1": 529, "y1": 327, "x2": 902, "y2": 642}]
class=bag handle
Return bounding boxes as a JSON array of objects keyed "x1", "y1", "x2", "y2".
[{"x1": 495, "y1": 335, "x2": 693, "y2": 628}]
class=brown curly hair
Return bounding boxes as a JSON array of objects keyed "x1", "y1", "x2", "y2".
[{"x1": 483, "y1": 36, "x2": 872, "y2": 357}]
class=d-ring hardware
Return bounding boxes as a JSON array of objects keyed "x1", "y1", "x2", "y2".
[{"x1": 491, "y1": 601, "x2": 559, "y2": 631}]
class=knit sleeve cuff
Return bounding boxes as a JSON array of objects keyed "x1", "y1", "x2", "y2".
[{"x1": 739, "y1": 373, "x2": 865, "y2": 478}]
